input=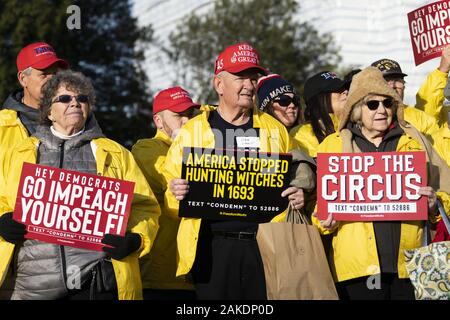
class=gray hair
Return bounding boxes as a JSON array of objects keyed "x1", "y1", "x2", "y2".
[
  {"x1": 21, "y1": 67, "x2": 33, "y2": 76},
  {"x1": 40, "y1": 70, "x2": 96, "y2": 126}
]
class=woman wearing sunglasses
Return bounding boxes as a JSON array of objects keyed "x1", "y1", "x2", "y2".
[
  {"x1": 312, "y1": 67, "x2": 450, "y2": 300},
  {"x1": 290, "y1": 71, "x2": 348, "y2": 158},
  {"x1": 256, "y1": 74, "x2": 302, "y2": 130},
  {"x1": 0, "y1": 70, "x2": 160, "y2": 300}
]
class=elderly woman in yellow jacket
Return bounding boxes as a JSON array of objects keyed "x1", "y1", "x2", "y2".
[
  {"x1": 0, "y1": 70, "x2": 160, "y2": 300},
  {"x1": 312, "y1": 67, "x2": 450, "y2": 300}
]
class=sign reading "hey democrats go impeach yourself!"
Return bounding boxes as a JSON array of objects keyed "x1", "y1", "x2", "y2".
[{"x1": 13, "y1": 163, "x2": 135, "y2": 251}]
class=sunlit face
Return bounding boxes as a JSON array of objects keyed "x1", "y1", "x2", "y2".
[
  {"x1": 330, "y1": 89, "x2": 348, "y2": 119},
  {"x1": 215, "y1": 70, "x2": 260, "y2": 110},
  {"x1": 48, "y1": 86, "x2": 90, "y2": 135},
  {"x1": 271, "y1": 93, "x2": 299, "y2": 128},
  {"x1": 361, "y1": 94, "x2": 394, "y2": 137},
  {"x1": 155, "y1": 108, "x2": 196, "y2": 140},
  {"x1": 385, "y1": 75, "x2": 405, "y2": 100},
  {"x1": 19, "y1": 64, "x2": 60, "y2": 109}
]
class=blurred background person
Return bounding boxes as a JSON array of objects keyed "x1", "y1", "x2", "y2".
[
  {"x1": 290, "y1": 71, "x2": 348, "y2": 158},
  {"x1": 256, "y1": 74, "x2": 303, "y2": 130},
  {"x1": 132, "y1": 86, "x2": 199, "y2": 300}
]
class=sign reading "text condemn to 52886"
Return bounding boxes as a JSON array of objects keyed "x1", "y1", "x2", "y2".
[
  {"x1": 13, "y1": 163, "x2": 135, "y2": 251},
  {"x1": 179, "y1": 148, "x2": 292, "y2": 223},
  {"x1": 316, "y1": 152, "x2": 428, "y2": 221}
]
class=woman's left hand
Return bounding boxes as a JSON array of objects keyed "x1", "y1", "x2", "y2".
[
  {"x1": 281, "y1": 186, "x2": 304, "y2": 210},
  {"x1": 418, "y1": 186, "x2": 437, "y2": 213}
]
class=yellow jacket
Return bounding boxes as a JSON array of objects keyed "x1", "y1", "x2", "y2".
[
  {"x1": 0, "y1": 136, "x2": 161, "y2": 300},
  {"x1": 432, "y1": 126, "x2": 450, "y2": 167},
  {"x1": 290, "y1": 113, "x2": 339, "y2": 158},
  {"x1": 131, "y1": 130, "x2": 193, "y2": 290},
  {"x1": 312, "y1": 131, "x2": 450, "y2": 282},
  {"x1": 415, "y1": 68, "x2": 449, "y2": 127},
  {"x1": 163, "y1": 108, "x2": 294, "y2": 277},
  {"x1": 0, "y1": 110, "x2": 30, "y2": 189}
]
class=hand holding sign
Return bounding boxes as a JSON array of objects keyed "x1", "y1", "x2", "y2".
[
  {"x1": 438, "y1": 45, "x2": 450, "y2": 73},
  {"x1": 102, "y1": 232, "x2": 141, "y2": 260},
  {"x1": 417, "y1": 186, "x2": 438, "y2": 212},
  {"x1": 0, "y1": 212, "x2": 27, "y2": 244},
  {"x1": 313, "y1": 212, "x2": 339, "y2": 231},
  {"x1": 170, "y1": 178, "x2": 189, "y2": 201}
]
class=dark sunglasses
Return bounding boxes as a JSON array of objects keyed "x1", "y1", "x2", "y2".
[
  {"x1": 52, "y1": 94, "x2": 89, "y2": 104},
  {"x1": 366, "y1": 98, "x2": 393, "y2": 110},
  {"x1": 273, "y1": 95, "x2": 299, "y2": 107}
]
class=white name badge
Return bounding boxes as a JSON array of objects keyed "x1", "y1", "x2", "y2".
[{"x1": 236, "y1": 136, "x2": 260, "y2": 149}]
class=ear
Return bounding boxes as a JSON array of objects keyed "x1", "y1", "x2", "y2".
[
  {"x1": 153, "y1": 113, "x2": 163, "y2": 130},
  {"x1": 213, "y1": 75, "x2": 224, "y2": 96},
  {"x1": 17, "y1": 71, "x2": 27, "y2": 88},
  {"x1": 47, "y1": 110, "x2": 55, "y2": 122}
]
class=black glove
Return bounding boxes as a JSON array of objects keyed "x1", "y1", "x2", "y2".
[
  {"x1": 101, "y1": 232, "x2": 141, "y2": 260},
  {"x1": 0, "y1": 212, "x2": 27, "y2": 244}
]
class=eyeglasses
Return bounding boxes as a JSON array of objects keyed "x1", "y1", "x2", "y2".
[
  {"x1": 365, "y1": 98, "x2": 394, "y2": 110},
  {"x1": 273, "y1": 95, "x2": 299, "y2": 107},
  {"x1": 52, "y1": 94, "x2": 89, "y2": 104}
]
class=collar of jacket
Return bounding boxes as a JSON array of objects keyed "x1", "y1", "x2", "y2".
[
  {"x1": 15, "y1": 136, "x2": 123, "y2": 178},
  {"x1": 201, "y1": 105, "x2": 264, "y2": 128},
  {"x1": 0, "y1": 110, "x2": 21, "y2": 127},
  {"x1": 154, "y1": 129, "x2": 172, "y2": 147}
]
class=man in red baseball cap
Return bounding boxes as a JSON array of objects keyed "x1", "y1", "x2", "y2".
[
  {"x1": 163, "y1": 43, "x2": 306, "y2": 300},
  {"x1": 0, "y1": 42, "x2": 69, "y2": 189},
  {"x1": 131, "y1": 86, "x2": 200, "y2": 300},
  {"x1": 1, "y1": 42, "x2": 69, "y2": 137}
]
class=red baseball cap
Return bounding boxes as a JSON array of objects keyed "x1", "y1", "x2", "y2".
[
  {"x1": 214, "y1": 42, "x2": 267, "y2": 75},
  {"x1": 153, "y1": 86, "x2": 200, "y2": 114},
  {"x1": 16, "y1": 42, "x2": 69, "y2": 72}
]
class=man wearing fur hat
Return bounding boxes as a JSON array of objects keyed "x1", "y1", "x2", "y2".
[{"x1": 312, "y1": 67, "x2": 450, "y2": 300}]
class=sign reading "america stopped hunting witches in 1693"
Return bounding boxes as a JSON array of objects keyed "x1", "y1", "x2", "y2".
[
  {"x1": 13, "y1": 162, "x2": 135, "y2": 251},
  {"x1": 179, "y1": 148, "x2": 292, "y2": 223}
]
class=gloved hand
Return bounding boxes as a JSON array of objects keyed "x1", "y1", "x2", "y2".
[
  {"x1": 0, "y1": 212, "x2": 27, "y2": 244},
  {"x1": 101, "y1": 232, "x2": 142, "y2": 260}
]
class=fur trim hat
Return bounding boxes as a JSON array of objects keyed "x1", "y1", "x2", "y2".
[{"x1": 338, "y1": 66, "x2": 406, "y2": 131}]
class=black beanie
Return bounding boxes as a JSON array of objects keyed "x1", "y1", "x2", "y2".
[{"x1": 257, "y1": 74, "x2": 296, "y2": 110}]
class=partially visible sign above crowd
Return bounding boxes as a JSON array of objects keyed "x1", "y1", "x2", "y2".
[
  {"x1": 13, "y1": 163, "x2": 135, "y2": 251},
  {"x1": 317, "y1": 152, "x2": 428, "y2": 221},
  {"x1": 179, "y1": 148, "x2": 292, "y2": 223},
  {"x1": 408, "y1": 1, "x2": 450, "y2": 65}
]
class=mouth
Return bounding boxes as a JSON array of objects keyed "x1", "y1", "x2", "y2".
[
  {"x1": 66, "y1": 112, "x2": 83, "y2": 116},
  {"x1": 240, "y1": 93, "x2": 253, "y2": 99}
]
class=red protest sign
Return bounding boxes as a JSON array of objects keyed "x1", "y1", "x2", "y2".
[
  {"x1": 408, "y1": 1, "x2": 450, "y2": 66},
  {"x1": 316, "y1": 151, "x2": 428, "y2": 221},
  {"x1": 13, "y1": 163, "x2": 135, "y2": 251}
]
